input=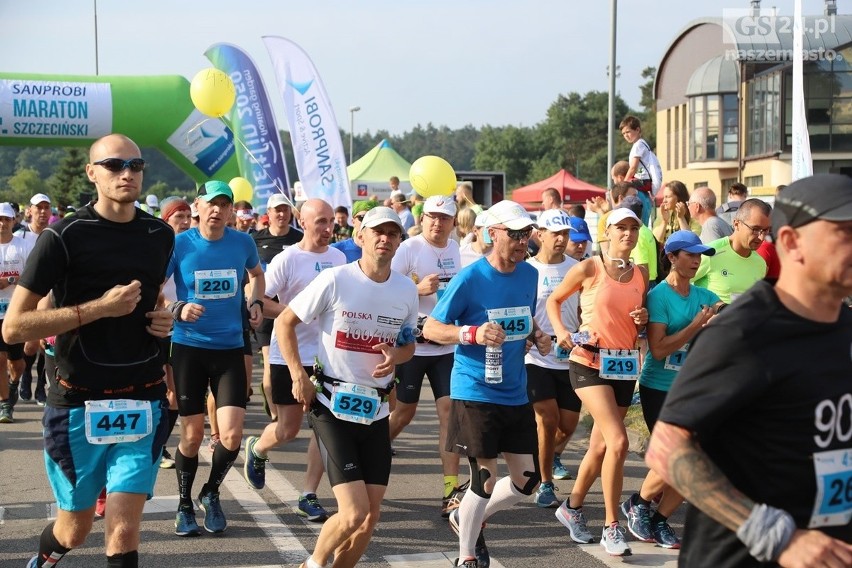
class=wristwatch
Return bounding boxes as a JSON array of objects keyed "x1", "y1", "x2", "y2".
[
  {"x1": 6, "y1": 276, "x2": 15, "y2": 284},
  {"x1": 251, "y1": 299, "x2": 264, "y2": 309}
]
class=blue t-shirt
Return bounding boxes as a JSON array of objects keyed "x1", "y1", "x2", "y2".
[
  {"x1": 430, "y1": 257, "x2": 537, "y2": 406},
  {"x1": 330, "y1": 238, "x2": 361, "y2": 263},
  {"x1": 639, "y1": 282, "x2": 720, "y2": 392},
  {"x1": 168, "y1": 228, "x2": 260, "y2": 349}
]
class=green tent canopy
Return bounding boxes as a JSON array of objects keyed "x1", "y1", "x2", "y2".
[{"x1": 348, "y1": 139, "x2": 413, "y2": 200}]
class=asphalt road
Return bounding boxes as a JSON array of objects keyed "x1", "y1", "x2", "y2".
[{"x1": 0, "y1": 360, "x2": 682, "y2": 568}]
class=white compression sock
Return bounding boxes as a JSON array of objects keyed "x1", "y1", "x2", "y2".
[
  {"x1": 457, "y1": 490, "x2": 489, "y2": 560},
  {"x1": 482, "y1": 476, "x2": 524, "y2": 522}
]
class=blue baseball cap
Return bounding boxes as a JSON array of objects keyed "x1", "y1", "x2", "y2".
[
  {"x1": 568, "y1": 216, "x2": 592, "y2": 242},
  {"x1": 664, "y1": 230, "x2": 715, "y2": 256}
]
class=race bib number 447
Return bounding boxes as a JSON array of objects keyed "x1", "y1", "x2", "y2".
[{"x1": 84, "y1": 399, "x2": 153, "y2": 445}]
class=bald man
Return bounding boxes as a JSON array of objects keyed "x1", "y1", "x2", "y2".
[
  {"x1": 243, "y1": 199, "x2": 346, "y2": 522},
  {"x1": 687, "y1": 187, "x2": 733, "y2": 244}
]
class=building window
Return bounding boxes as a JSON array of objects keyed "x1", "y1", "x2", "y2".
[
  {"x1": 694, "y1": 181, "x2": 709, "y2": 189},
  {"x1": 721, "y1": 178, "x2": 737, "y2": 193},
  {"x1": 747, "y1": 72, "x2": 781, "y2": 156},
  {"x1": 689, "y1": 94, "x2": 739, "y2": 162},
  {"x1": 745, "y1": 175, "x2": 764, "y2": 187},
  {"x1": 666, "y1": 108, "x2": 672, "y2": 170},
  {"x1": 783, "y1": 45, "x2": 852, "y2": 151}
]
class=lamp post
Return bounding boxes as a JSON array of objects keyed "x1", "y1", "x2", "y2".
[{"x1": 349, "y1": 106, "x2": 361, "y2": 165}]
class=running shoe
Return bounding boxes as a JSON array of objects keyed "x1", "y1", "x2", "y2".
[
  {"x1": 555, "y1": 501, "x2": 595, "y2": 544},
  {"x1": 95, "y1": 488, "x2": 107, "y2": 518},
  {"x1": 454, "y1": 559, "x2": 478, "y2": 568},
  {"x1": 297, "y1": 493, "x2": 329, "y2": 522},
  {"x1": 620, "y1": 492, "x2": 654, "y2": 542},
  {"x1": 159, "y1": 448, "x2": 175, "y2": 469},
  {"x1": 534, "y1": 481, "x2": 560, "y2": 508},
  {"x1": 19, "y1": 383, "x2": 32, "y2": 402},
  {"x1": 600, "y1": 522, "x2": 632, "y2": 556},
  {"x1": 243, "y1": 436, "x2": 267, "y2": 490},
  {"x1": 175, "y1": 506, "x2": 202, "y2": 537},
  {"x1": 0, "y1": 402, "x2": 13, "y2": 424},
  {"x1": 652, "y1": 519, "x2": 681, "y2": 549},
  {"x1": 441, "y1": 480, "x2": 469, "y2": 518},
  {"x1": 552, "y1": 455, "x2": 572, "y2": 480},
  {"x1": 198, "y1": 490, "x2": 227, "y2": 533},
  {"x1": 34, "y1": 389, "x2": 46, "y2": 407},
  {"x1": 448, "y1": 508, "x2": 490, "y2": 568},
  {"x1": 26, "y1": 555, "x2": 39, "y2": 568}
]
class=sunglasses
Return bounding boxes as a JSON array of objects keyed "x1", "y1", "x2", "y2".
[
  {"x1": 493, "y1": 226, "x2": 533, "y2": 241},
  {"x1": 353, "y1": 214, "x2": 366, "y2": 222},
  {"x1": 93, "y1": 158, "x2": 146, "y2": 173}
]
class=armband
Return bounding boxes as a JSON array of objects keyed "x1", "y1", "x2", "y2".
[
  {"x1": 459, "y1": 325, "x2": 478, "y2": 345},
  {"x1": 168, "y1": 301, "x2": 187, "y2": 322},
  {"x1": 735, "y1": 503, "x2": 796, "y2": 563}
]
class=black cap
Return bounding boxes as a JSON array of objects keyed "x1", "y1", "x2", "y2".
[{"x1": 772, "y1": 174, "x2": 852, "y2": 234}]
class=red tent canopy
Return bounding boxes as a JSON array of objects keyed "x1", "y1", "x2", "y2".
[{"x1": 511, "y1": 169, "x2": 606, "y2": 210}]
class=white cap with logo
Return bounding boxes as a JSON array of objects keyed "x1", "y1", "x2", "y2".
[
  {"x1": 423, "y1": 195, "x2": 457, "y2": 217},
  {"x1": 267, "y1": 193, "x2": 293, "y2": 210},
  {"x1": 537, "y1": 209, "x2": 573, "y2": 231},
  {"x1": 0, "y1": 202, "x2": 15, "y2": 219},
  {"x1": 481, "y1": 200, "x2": 536, "y2": 230},
  {"x1": 359, "y1": 206, "x2": 404, "y2": 234},
  {"x1": 30, "y1": 193, "x2": 51, "y2": 205}
]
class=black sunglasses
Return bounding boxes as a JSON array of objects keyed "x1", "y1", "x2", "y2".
[
  {"x1": 93, "y1": 158, "x2": 146, "y2": 173},
  {"x1": 493, "y1": 226, "x2": 533, "y2": 241}
]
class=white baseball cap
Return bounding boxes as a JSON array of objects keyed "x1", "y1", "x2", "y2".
[
  {"x1": 267, "y1": 193, "x2": 293, "y2": 210},
  {"x1": 146, "y1": 194, "x2": 159, "y2": 208},
  {"x1": 0, "y1": 202, "x2": 15, "y2": 219},
  {"x1": 423, "y1": 195, "x2": 457, "y2": 217},
  {"x1": 481, "y1": 200, "x2": 536, "y2": 230},
  {"x1": 359, "y1": 206, "x2": 404, "y2": 234},
  {"x1": 474, "y1": 212, "x2": 488, "y2": 228},
  {"x1": 606, "y1": 208, "x2": 642, "y2": 227},
  {"x1": 30, "y1": 193, "x2": 51, "y2": 205},
  {"x1": 537, "y1": 209, "x2": 573, "y2": 232}
]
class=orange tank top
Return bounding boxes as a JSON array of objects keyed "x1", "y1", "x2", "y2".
[{"x1": 570, "y1": 256, "x2": 646, "y2": 369}]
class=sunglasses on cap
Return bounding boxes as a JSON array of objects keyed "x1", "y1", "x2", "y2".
[
  {"x1": 93, "y1": 158, "x2": 146, "y2": 173},
  {"x1": 493, "y1": 226, "x2": 533, "y2": 241}
]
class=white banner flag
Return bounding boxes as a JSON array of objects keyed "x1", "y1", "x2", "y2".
[
  {"x1": 792, "y1": 0, "x2": 813, "y2": 181},
  {"x1": 263, "y1": 36, "x2": 351, "y2": 210}
]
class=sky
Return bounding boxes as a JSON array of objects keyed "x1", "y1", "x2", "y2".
[{"x1": 0, "y1": 0, "x2": 836, "y2": 137}]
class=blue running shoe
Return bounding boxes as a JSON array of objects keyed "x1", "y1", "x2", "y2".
[
  {"x1": 297, "y1": 493, "x2": 329, "y2": 522},
  {"x1": 26, "y1": 555, "x2": 39, "y2": 568},
  {"x1": 620, "y1": 492, "x2": 654, "y2": 542},
  {"x1": 175, "y1": 507, "x2": 201, "y2": 537},
  {"x1": 552, "y1": 455, "x2": 572, "y2": 480},
  {"x1": 652, "y1": 519, "x2": 681, "y2": 549},
  {"x1": 243, "y1": 436, "x2": 267, "y2": 490},
  {"x1": 199, "y1": 491, "x2": 227, "y2": 533},
  {"x1": 534, "y1": 481, "x2": 559, "y2": 508}
]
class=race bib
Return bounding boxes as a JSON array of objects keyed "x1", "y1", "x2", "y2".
[
  {"x1": 194, "y1": 269, "x2": 238, "y2": 300},
  {"x1": 553, "y1": 340, "x2": 571, "y2": 362},
  {"x1": 487, "y1": 306, "x2": 532, "y2": 342},
  {"x1": 0, "y1": 298, "x2": 9, "y2": 317},
  {"x1": 599, "y1": 349, "x2": 640, "y2": 380},
  {"x1": 436, "y1": 277, "x2": 451, "y2": 300},
  {"x1": 330, "y1": 382, "x2": 381, "y2": 425},
  {"x1": 84, "y1": 399, "x2": 153, "y2": 445},
  {"x1": 664, "y1": 344, "x2": 689, "y2": 371},
  {"x1": 809, "y1": 448, "x2": 852, "y2": 528}
]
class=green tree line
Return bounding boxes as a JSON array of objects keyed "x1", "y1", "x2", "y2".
[{"x1": 0, "y1": 68, "x2": 655, "y2": 207}]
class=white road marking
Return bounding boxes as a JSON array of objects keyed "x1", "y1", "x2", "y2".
[
  {"x1": 576, "y1": 540, "x2": 679, "y2": 566},
  {"x1": 385, "y1": 551, "x2": 508, "y2": 567}
]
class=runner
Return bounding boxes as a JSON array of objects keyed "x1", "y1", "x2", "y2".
[
  {"x1": 549, "y1": 207, "x2": 649, "y2": 557},
  {"x1": 277, "y1": 206, "x2": 418, "y2": 568},
  {"x1": 388, "y1": 195, "x2": 464, "y2": 517},
  {"x1": 621, "y1": 230, "x2": 720, "y2": 549},
  {"x1": 646, "y1": 174, "x2": 852, "y2": 566},
  {"x1": 3, "y1": 134, "x2": 174, "y2": 568},
  {"x1": 424, "y1": 200, "x2": 551, "y2": 568},
  {"x1": 524, "y1": 209, "x2": 582, "y2": 509},
  {"x1": 243, "y1": 198, "x2": 345, "y2": 522},
  {"x1": 168, "y1": 180, "x2": 265, "y2": 537}
]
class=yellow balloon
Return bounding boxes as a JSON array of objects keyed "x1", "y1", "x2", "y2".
[
  {"x1": 228, "y1": 177, "x2": 253, "y2": 203},
  {"x1": 190, "y1": 68, "x2": 236, "y2": 118},
  {"x1": 409, "y1": 156, "x2": 456, "y2": 198}
]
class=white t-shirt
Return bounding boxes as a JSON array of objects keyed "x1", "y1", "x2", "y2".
[
  {"x1": 267, "y1": 245, "x2": 346, "y2": 365},
  {"x1": 391, "y1": 234, "x2": 460, "y2": 356},
  {"x1": 524, "y1": 255, "x2": 580, "y2": 369},
  {"x1": 288, "y1": 262, "x2": 418, "y2": 400},
  {"x1": 0, "y1": 235, "x2": 32, "y2": 319},
  {"x1": 629, "y1": 139, "x2": 662, "y2": 193},
  {"x1": 459, "y1": 240, "x2": 486, "y2": 268},
  {"x1": 13, "y1": 224, "x2": 40, "y2": 245}
]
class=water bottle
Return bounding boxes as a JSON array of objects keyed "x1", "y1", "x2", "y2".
[{"x1": 485, "y1": 344, "x2": 503, "y2": 384}]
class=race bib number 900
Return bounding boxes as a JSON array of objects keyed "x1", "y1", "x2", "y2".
[
  {"x1": 194, "y1": 269, "x2": 238, "y2": 300},
  {"x1": 487, "y1": 306, "x2": 532, "y2": 342},
  {"x1": 84, "y1": 399, "x2": 153, "y2": 445}
]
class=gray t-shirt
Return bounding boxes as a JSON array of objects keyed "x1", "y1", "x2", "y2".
[{"x1": 700, "y1": 216, "x2": 733, "y2": 244}]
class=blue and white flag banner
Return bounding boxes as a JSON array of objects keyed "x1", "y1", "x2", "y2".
[
  {"x1": 791, "y1": 0, "x2": 813, "y2": 181},
  {"x1": 263, "y1": 36, "x2": 352, "y2": 210}
]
